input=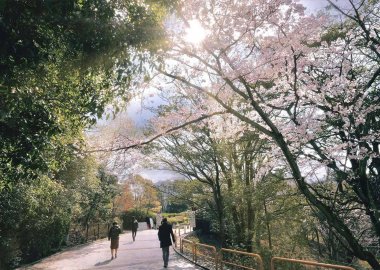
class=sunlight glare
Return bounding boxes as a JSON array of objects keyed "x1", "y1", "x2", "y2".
[{"x1": 184, "y1": 20, "x2": 207, "y2": 45}]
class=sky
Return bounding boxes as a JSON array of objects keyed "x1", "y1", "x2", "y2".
[
  {"x1": 137, "y1": 169, "x2": 183, "y2": 183},
  {"x1": 125, "y1": 88, "x2": 164, "y2": 127},
  {"x1": 127, "y1": 94, "x2": 184, "y2": 183},
  {"x1": 302, "y1": 0, "x2": 330, "y2": 12}
]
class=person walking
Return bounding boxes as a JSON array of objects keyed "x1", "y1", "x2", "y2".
[
  {"x1": 158, "y1": 218, "x2": 176, "y2": 268},
  {"x1": 108, "y1": 221, "x2": 121, "y2": 260},
  {"x1": 145, "y1": 216, "x2": 151, "y2": 229},
  {"x1": 132, "y1": 216, "x2": 138, "y2": 241},
  {"x1": 153, "y1": 218, "x2": 157, "y2": 229}
]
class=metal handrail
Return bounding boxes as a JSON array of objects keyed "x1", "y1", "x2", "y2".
[
  {"x1": 271, "y1": 257, "x2": 356, "y2": 270},
  {"x1": 177, "y1": 238, "x2": 356, "y2": 270},
  {"x1": 194, "y1": 242, "x2": 218, "y2": 269},
  {"x1": 173, "y1": 223, "x2": 191, "y2": 237},
  {"x1": 220, "y1": 248, "x2": 264, "y2": 270},
  {"x1": 181, "y1": 238, "x2": 196, "y2": 261}
]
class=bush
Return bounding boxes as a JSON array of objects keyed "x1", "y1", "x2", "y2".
[
  {"x1": 167, "y1": 216, "x2": 184, "y2": 224},
  {"x1": 161, "y1": 212, "x2": 189, "y2": 225}
]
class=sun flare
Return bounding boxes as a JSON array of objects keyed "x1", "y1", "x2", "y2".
[{"x1": 184, "y1": 20, "x2": 207, "y2": 45}]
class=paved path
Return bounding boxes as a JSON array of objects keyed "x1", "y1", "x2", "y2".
[{"x1": 18, "y1": 230, "x2": 202, "y2": 270}]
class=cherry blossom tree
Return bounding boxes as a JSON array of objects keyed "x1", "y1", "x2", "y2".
[{"x1": 150, "y1": 0, "x2": 380, "y2": 267}]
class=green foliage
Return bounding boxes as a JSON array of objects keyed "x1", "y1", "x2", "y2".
[
  {"x1": 18, "y1": 177, "x2": 71, "y2": 262},
  {"x1": 157, "y1": 179, "x2": 202, "y2": 213},
  {"x1": 154, "y1": 127, "x2": 322, "y2": 261},
  {"x1": 126, "y1": 175, "x2": 161, "y2": 214},
  {"x1": 0, "y1": 0, "x2": 167, "y2": 77},
  {"x1": 166, "y1": 203, "x2": 188, "y2": 213},
  {"x1": 0, "y1": 177, "x2": 71, "y2": 267},
  {"x1": 0, "y1": 1, "x2": 171, "y2": 267},
  {"x1": 57, "y1": 157, "x2": 121, "y2": 228},
  {"x1": 0, "y1": 156, "x2": 121, "y2": 268},
  {"x1": 0, "y1": 0, "x2": 171, "y2": 191},
  {"x1": 161, "y1": 212, "x2": 189, "y2": 224}
]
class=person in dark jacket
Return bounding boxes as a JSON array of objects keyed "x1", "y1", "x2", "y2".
[
  {"x1": 108, "y1": 221, "x2": 121, "y2": 259},
  {"x1": 158, "y1": 218, "x2": 176, "y2": 268},
  {"x1": 132, "y1": 216, "x2": 138, "y2": 241},
  {"x1": 145, "y1": 216, "x2": 151, "y2": 229}
]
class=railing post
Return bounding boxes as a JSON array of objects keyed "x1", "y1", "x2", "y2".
[
  {"x1": 192, "y1": 242, "x2": 196, "y2": 262},
  {"x1": 215, "y1": 249, "x2": 218, "y2": 270},
  {"x1": 219, "y1": 251, "x2": 223, "y2": 270}
]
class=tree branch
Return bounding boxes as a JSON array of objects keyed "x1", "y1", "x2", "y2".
[{"x1": 87, "y1": 111, "x2": 226, "y2": 153}]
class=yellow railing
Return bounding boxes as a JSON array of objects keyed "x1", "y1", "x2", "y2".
[
  {"x1": 173, "y1": 227, "x2": 356, "y2": 270},
  {"x1": 271, "y1": 257, "x2": 356, "y2": 270},
  {"x1": 195, "y1": 242, "x2": 218, "y2": 269},
  {"x1": 181, "y1": 238, "x2": 196, "y2": 261},
  {"x1": 220, "y1": 248, "x2": 264, "y2": 270}
]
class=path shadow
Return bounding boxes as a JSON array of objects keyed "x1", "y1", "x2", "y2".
[{"x1": 94, "y1": 259, "x2": 112, "y2": 267}]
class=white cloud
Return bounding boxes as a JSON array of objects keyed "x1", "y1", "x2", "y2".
[{"x1": 137, "y1": 169, "x2": 183, "y2": 183}]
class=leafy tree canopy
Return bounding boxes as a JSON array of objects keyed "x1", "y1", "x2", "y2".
[{"x1": 0, "y1": 0, "x2": 174, "y2": 190}]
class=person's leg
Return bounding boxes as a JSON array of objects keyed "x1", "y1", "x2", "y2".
[
  {"x1": 110, "y1": 239, "x2": 113, "y2": 259},
  {"x1": 162, "y1": 246, "x2": 169, "y2": 267},
  {"x1": 161, "y1": 247, "x2": 165, "y2": 266},
  {"x1": 166, "y1": 246, "x2": 170, "y2": 265},
  {"x1": 115, "y1": 238, "x2": 119, "y2": 258}
]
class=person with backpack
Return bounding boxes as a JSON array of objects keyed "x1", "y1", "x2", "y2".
[
  {"x1": 158, "y1": 218, "x2": 176, "y2": 268},
  {"x1": 108, "y1": 221, "x2": 121, "y2": 259},
  {"x1": 132, "y1": 216, "x2": 138, "y2": 241}
]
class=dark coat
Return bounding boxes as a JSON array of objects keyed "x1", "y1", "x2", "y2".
[
  {"x1": 108, "y1": 225, "x2": 121, "y2": 240},
  {"x1": 132, "y1": 219, "x2": 138, "y2": 231},
  {"x1": 158, "y1": 222, "x2": 175, "y2": 248}
]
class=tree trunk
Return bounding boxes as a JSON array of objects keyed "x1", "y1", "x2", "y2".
[
  {"x1": 246, "y1": 201, "x2": 255, "y2": 252},
  {"x1": 315, "y1": 228, "x2": 322, "y2": 257},
  {"x1": 274, "y1": 134, "x2": 380, "y2": 270},
  {"x1": 86, "y1": 224, "x2": 89, "y2": 241},
  {"x1": 263, "y1": 198, "x2": 272, "y2": 250},
  {"x1": 226, "y1": 173, "x2": 244, "y2": 244}
]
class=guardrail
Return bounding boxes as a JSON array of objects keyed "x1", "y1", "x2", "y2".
[
  {"x1": 181, "y1": 238, "x2": 196, "y2": 261},
  {"x1": 220, "y1": 248, "x2": 264, "y2": 270},
  {"x1": 174, "y1": 223, "x2": 192, "y2": 236},
  {"x1": 271, "y1": 257, "x2": 356, "y2": 270},
  {"x1": 173, "y1": 226, "x2": 356, "y2": 270},
  {"x1": 195, "y1": 242, "x2": 218, "y2": 269}
]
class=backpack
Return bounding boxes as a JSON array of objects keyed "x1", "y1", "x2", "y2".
[
  {"x1": 132, "y1": 220, "x2": 139, "y2": 230},
  {"x1": 109, "y1": 225, "x2": 120, "y2": 238}
]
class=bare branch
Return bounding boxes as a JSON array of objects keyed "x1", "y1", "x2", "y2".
[{"x1": 87, "y1": 111, "x2": 226, "y2": 153}]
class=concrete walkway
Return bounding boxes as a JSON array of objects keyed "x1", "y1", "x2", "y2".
[{"x1": 18, "y1": 230, "x2": 203, "y2": 270}]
